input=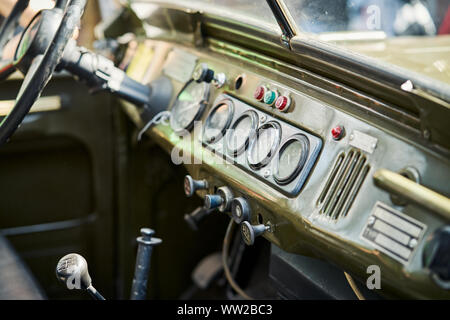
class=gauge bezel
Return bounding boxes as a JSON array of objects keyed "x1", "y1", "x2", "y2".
[
  {"x1": 273, "y1": 134, "x2": 310, "y2": 185},
  {"x1": 170, "y1": 79, "x2": 210, "y2": 135},
  {"x1": 225, "y1": 110, "x2": 258, "y2": 157},
  {"x1": 247, "y1": 121, "x2": 281, "y2": 170},
  {"x1": 202, "y1": 98, "x2": 234, "y2": 144}
]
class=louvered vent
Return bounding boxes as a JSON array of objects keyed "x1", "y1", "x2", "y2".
[{"x1": 317, "y1": 149, "x2": 370, "y2": 220}]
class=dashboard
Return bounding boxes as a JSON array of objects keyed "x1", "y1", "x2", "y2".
[{"x1": 120, "y1": 39, "x2": 450, "y2": 299}]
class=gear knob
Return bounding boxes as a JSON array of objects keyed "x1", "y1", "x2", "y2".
[
  {"x1": 56, "y1": 253, "x2": 105, "y2": 300},
  {"x1": 56, "y1": 253, "x2": 91, "y2": 290}
]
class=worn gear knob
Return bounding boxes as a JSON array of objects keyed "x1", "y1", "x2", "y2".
[{"x1": 56, "y1": 253, "x2": 105, "y2": 300}]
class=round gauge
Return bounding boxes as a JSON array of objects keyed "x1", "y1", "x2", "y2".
[
  {"x1": 226, "y1": 110, "x2": 258, "y2": 156},
  {"x1": 247, "y1": 121, "x2": 281, "y2": 169},
  {"x1": 202, "y1": 99, "x2": 234, "y2": 144},
  {"x1": 274, "y1": 135, "x2": 309, "y2": 185},
  {"x1": 170, "y1": 80, "x2": 210, "y2": 135}
]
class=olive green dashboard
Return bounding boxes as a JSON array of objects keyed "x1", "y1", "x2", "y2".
[{"x1": 120, "y1": 39, "x2": 450, "y2": 299}]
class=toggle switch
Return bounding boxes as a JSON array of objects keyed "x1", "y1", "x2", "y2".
[
  {"x1": 204, "y1": 186, "x2": 233, "y2": 212},
  {"x1": 184, "y1": 175, "x2": 208, "y2": 197},
  {"x1": 231, "y1": 197, "x2": 251, "y2": 224},
  {"x1": 240, "y1": 221, "x2": 270, "y2": 246}
]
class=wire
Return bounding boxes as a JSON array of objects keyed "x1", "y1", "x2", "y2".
[
  {"x1": 137, "y1": 110, "x2": 171, "y2": 141},
  {"x1": 344, "y1": 271, "x2": 366, "y2": 300},
  {"x1": 222, "y1": 219, "x2": 254, "y2": 300}
]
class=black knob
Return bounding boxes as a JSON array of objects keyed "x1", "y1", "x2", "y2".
[
  {"x1": 184, "y1": 206, "x2": 215, "y2": 231},
  {"x1": 184, "y1": 175, "x2": 208, "y2": 197},
  {"x1": 231, "y1": 197, "x2": 251, "y2": 224},
  {"x1": 193, "y1": 63, "x2": 215, "y2": 83},
  {"x1": 240, "y1": 221, "x2": 269, "y2": 246},
  {"x1": 423, "y1": 225, "x2": 450, "y2": 288}
]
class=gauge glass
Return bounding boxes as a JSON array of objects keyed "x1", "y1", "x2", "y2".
[
  {"x1": 274, "y1": 135, "x2": 309, "y2": 184},
  {"x1": 226, "y1": 110, "x2": 257, "y2": 156},
  {"x1": 248, "y1": 122, "x2": 281, "y2": 169},
  {"x1": 170, "y1": 80, "x2": 209, "y2": 134},
  {"x1": 203, "y1": 100, "x2": 233, "y2": 143}
]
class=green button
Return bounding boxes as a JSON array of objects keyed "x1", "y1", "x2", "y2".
[{"x1": 264, "y1": 91, "x2": 277, "y2": 104}]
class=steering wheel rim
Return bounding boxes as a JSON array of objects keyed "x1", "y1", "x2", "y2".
[{"x1": 0, "y1": 0, "x2": 86, "y2": 146}]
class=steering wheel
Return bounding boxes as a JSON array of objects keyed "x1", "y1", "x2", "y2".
[{"x1": 0, "y1": 0, "x2": 86, "y2": 145}]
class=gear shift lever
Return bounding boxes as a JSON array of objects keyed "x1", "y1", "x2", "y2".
[{"x1": 56, "y1": 253, "x2": 105, "y2": 300}]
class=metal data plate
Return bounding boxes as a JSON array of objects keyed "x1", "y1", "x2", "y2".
[
  {"x1": 361, "y1": 201, "x2": 427, "y2": 265},
  {"x1": 201, "y1": 94, "x2": 322, "y2": 197}
]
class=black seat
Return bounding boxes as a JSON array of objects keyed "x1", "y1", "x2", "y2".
[{"x1": 0, "y1": 235, "x2": 45, "y2": 300}]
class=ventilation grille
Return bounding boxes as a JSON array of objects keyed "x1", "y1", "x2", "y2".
[{"x1": 318, "y1": 149, "x2": 370, "y2": 220}]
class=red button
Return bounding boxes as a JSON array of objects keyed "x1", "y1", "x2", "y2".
[
  {"x1": 275, "y1": 96, "x2": 290, "y2": 111},
  {"x1": 254, "y1": 86, "x2": 266, "y2": 101},
  {"x1": 331, "y1": 126, "x2": 345, "y2": 140}
]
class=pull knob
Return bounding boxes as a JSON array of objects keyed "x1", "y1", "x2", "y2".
[
  {"x1": 231, "y1": 197, "x2": 251, "y2": 224},
  {"x1": 204, "y1": 186, "x2": 233, "y2": 212},
  {"x1": 241, "y1": 221, "x2": 269, "y2": 246},
  {"x1": 184, "y1": 175, "x2": 208, "y2": 197},
  {"x1": 193, "y1": 63, "x2": 226, "y2": 88},
  {"x1": 204, "y1": 194, "x2": 223, "y2": 210},
  {"x1": 184, "y1": 206, "x2": 215, "y2": 231},
  {"x1": 423, "y1": 225, "x2": 450, "y2": 289}
]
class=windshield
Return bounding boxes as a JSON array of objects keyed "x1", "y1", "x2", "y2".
[
  {"x1": 142, "y1": 0, "x2": 280, "y2": 32},
  {"x1": 285, "y1": 0, "x2": 448, "y2": 37},
  {"x1": 139, "y1": 0, "x2": 450, "y2": 84},
  {"x1": 284, "y1": 0, "x2": 450, "y2": 83}
]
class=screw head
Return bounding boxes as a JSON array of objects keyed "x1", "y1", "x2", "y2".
[
  {"x1": 260, "y1": 115, "x2": 267, "y2": 123},
  {"x1": 409, "y1": 238, "x2": 418, "y2": 248}
]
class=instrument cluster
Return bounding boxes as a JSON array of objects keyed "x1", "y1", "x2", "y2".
[{"x1": 170, "y1": 79, "x2": 322, "y2": 196}]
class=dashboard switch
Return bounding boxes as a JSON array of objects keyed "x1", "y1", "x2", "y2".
[
  {"x1": 254, "y1": 85, "x2": 266, "y2": 101},
  {"x1": 263, "y1": 90, "x2": 278, "y2": 106},
  {"x1": 184, "y1": 175, "x2": 208, "y2": 197},
  {"x1": 204, "y1": 186, "x2": 234, "y2": 212},
  {"x1": 241, "y1": 221, "x2": 269, "y2": 246},
  {"x1": 204, "y1": 195, "x2": 223, "y2": 210},
  {"x1": 231, "y1": 197, "x2": 251, "y2": 224},
  {"x1": 275, "y1": 95, "x2": 291, "y2": 112}
]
